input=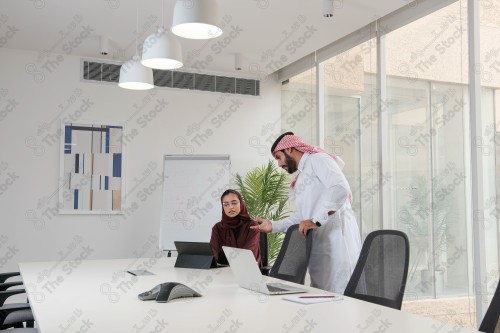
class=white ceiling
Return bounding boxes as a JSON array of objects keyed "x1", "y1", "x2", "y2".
[{"x1": 1, "y1": 0, "x2": 408, "y2": 78}]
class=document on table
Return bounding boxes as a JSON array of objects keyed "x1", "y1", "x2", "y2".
[{"x1": 282, "y1": 294, "x2": 343, "y2": 304}]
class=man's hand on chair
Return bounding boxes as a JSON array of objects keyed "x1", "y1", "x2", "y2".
[{"x1": 299, "y1": 219, "x2": 317, "y2": 236}]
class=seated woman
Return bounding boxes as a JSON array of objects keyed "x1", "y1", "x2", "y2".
[{"x1": 210, "y1": 189, "x2": 262, "y2": 266}]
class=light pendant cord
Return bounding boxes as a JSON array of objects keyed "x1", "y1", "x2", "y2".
[
  {"x1": 162, "y1": 0, "x2": 164, "y2": 28},
  {"x1": 135, "y1": 2, "x2": 139, "y2": 58}
]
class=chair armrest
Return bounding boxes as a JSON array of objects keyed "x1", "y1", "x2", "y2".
[
  {"x1": 0, "y1": 272, "x2": 20, "y2": 284},
  {"x1": 0, "y1": 289, "x2": 26, "y2": 306},
  {"x1": 0, "y1": 303, "x2": 32, "y2": 326},
  {"x1": 0, "y1": 281, "x2": 23, "y2": 291}
]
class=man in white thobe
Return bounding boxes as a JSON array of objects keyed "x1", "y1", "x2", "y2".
[{"x1": 252, "y1": 132, "x2": 361, "y2": 293}]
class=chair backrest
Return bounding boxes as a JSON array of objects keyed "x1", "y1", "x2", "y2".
[
  {"x1": 0, "y1": 272, "x2": 20, "y2": 284},
  {"x1": 268, "y1": 224, "x2": 313, "y2": 284},
  {"x1": 260, "y1": 233, "x2": 269, "y2": 268},
  {"x1": 0, "y1": 274, "x2": 35, "y2": 331},
  {"x1": 0, "y1": 303, "x2": 37, "y2": 332},
  {"x1": 344, "y1": 229, "x2": 410, "y2": 310},
  {"x1": 479, "y1": 279, "x2": 500, "y2": 333}
]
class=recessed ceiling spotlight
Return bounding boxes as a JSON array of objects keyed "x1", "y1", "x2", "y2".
[
  {"x1": 235, "y1": 53, "x2": 242, "y2": 71},
  {"x1": 99, "y1": 36, "x2": 109, "y2": 55},
  {"x1": 323, "y1": 0, "x2": 334, "y2": 17}
]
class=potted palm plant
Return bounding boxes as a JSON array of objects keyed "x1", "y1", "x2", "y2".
[{"x1": 235, "y1": 160, "x2": 290, "y2": 264}]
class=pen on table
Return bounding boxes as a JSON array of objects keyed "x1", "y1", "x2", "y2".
[{"x1": 299, "y1": 295, "x2": 337, "y2": 298}]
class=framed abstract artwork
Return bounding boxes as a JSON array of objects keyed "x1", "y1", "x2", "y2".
[{"x1": 59, "y1": 122, "x2": 125, "y2": 214}]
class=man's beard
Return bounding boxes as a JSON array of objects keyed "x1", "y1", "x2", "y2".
[{"x1": 284, "y1": 151, "x2": 298, "y2": 174}]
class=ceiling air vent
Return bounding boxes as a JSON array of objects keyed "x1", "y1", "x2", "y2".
[
  {"x1": 194, "y1": 74, "x2": 216, "y2": 92},
  {"x1": 173, "y1": 72, "x2": 194, "y2": 90},
  {"x1": 83, "y1": 61, "x2": 105, "y2": 81},
  {"x1": 153, "y1": 69, "x2": 173, "y2": 88},
  {"x1": 81, "y1": 59, "x2": 260, "y2": 96},
  {"x1": 102, "y1": 64, "x2": 120, "y2": 82},
  {"x1": 216, "y1": 76, "x2": 236, "y2": 94},
  {"x1": 236, "y1": 78, "x2": 259, "y2": 96}
]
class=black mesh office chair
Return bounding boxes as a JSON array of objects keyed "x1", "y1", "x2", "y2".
[
  {"x1": 478, "y1": 279, "x2": 500, "y2": 333},
  {"x1": 344, "y1": 230, "x2": 410, "y2": 310},
  {"x1": 0, "y1": 272, "x2": 23, "y2": 291},
  {"x1": 268, "y1": 224, "x2": 313, "y2": 284},
  {"x1": 259, "y1": 233, "x2": 272, "y2": 275},
  {"x1": 0, "y1": 303, "x2": 37, "y2": 333},
  {"x1": 0, "y1": 272, "x2": 35, "y2": 330}
]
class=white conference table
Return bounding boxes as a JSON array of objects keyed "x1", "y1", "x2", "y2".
[{"x1": 19, "y1": 257, "x2": 480, "y2": 333}]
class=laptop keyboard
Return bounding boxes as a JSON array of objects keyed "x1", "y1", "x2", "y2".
[{"x1": 267, "y1": 284, "x2": 288, "y2": 292}]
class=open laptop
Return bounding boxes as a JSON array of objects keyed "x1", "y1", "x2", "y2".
[{"x1": 222, "y1": 246, "x2": 307, "y2": 295}]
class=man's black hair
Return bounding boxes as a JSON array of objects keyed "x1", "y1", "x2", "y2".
[{"x1": 270, "y1": 132, "x2": 294, "y2": 153}]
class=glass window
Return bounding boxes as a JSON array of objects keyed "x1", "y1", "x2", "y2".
[
  {"x1": 385, "y1": 1, "x2": 474, "y2": 327},
  {"x1": 322, "y1": 38, "x2": 378, "y2": 234},
  {"x1": 280, "y1": 0, "x2": 500, "y2": 328},
  {"x1": 479, "y1": 0, "x2": 500, "y2": 311},
  {"x1": 281, "y1": 67, "x2": 317, "y2": 145}
]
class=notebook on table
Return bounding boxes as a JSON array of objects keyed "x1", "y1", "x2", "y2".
[{"x1": 222, "y1": 246, "x2": 307, "y2": 295}]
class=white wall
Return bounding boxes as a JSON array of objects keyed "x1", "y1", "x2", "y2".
[{"x1": 0, "y1": 48, "x2": 282, "y2": 271}]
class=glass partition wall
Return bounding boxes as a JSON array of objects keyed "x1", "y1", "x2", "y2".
[
  {"x1": 385, "y1": 4, "x2": 472, "y2": 326},
  {"x1": 281, "y1": 67, "x2": 318, "y2": 145},
  {"x1": 321, "y1": 38, "x2": 379, "y2": 235},
  {"x1": 280, "y1": 0, "x2": 500, "y2": 329}
]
